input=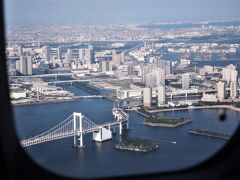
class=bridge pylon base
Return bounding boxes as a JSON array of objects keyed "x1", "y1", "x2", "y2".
[
  {"x1": 93, "y1": 127, "x2": 112, "y2": 142},
  {"x1": 73, "y1": 144, "x2": 85, "y2": 149}
]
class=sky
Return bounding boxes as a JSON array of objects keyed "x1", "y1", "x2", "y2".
[{"x1": 4, "y1": 0, "x2": 240, "y2": 25}]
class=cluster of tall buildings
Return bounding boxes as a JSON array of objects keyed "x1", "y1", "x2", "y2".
[
  {"x1": 217, "y1": 64, "x2": 239, "y2": 101},
  {"x1": 142, "y1": 59, "x2": 171, "y2": 108},
  {"x1": 78, "y1": 45, "x2": 95, "y2": 65},
  {"x1": 15, "y1": 45, "x2": 33, "y2": 75},
  {"x1": 99, "y1": 60, "x2": 113, "y2": 73},
  {"x1": 112, "y1": 50, "x2": 125, "y2": 66},
  {"x1": 16, "y1": 55, "x2": 33, "y2": 75},
  {"x1": 43, "y1": 45, "x2": 95, "y2": 66},
  {"x1": 182, "y1": 74, "x2": 190, "y2": 90}
]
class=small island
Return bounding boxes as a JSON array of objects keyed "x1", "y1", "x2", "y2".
[
  {"x1": 188, "y1": 129, "x2": 231, "y2": 140},
  {"x1": 116, "y1": 138, "x2": 159, "y2": 152},
  {"x1": 144, "y1": 116, "x2": 192, "y2": 128}
]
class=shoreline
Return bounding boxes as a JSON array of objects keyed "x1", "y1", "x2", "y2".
[
  {"x1": 11, "y1": 96, "x2": 82, "y2": 106},
  {"x1": 12, "y1": 95, "x2": 114, "y2": 106},
  {"x1": 148, "y1": 105, "x2": 240, "y2": 113},
  {"x1": 144, "y1": 119, "x2": 192, "y2": 128},
  {"x1": 135, "y1": 110, "x2": 150, "y2": 118},
  {"x1": 188, "y1": 129, "x2": 230, "y2": 140}
]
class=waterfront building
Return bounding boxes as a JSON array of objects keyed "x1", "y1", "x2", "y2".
[
  {"x1": 157, "y1": 84, "x2": 166, "y2": 106},
  {"x1": 32, "y1": 83, "x2": 71, "y2": 96},
  {"x1": 44, "y1": 46, "x2": 50, "y2": 62},
  {"x1": 10, "y1": 88, "x2": 27, "y2": 99},
  {"x1": 182, "y1": 73, "x2": 190, "y2": 90},
  {"x1": 230, "y1": 81, "x2": 238, "y2": 99},
  {"x1": 201, "y1": 93, "x2": 218, "y2": 102},
  {"x1": 217, "y1": 81, "x2": 226, "y2": 101},
  {"x1": 222, "y1": 64, "x2": 238, "y2": 83},
  {"x1": 117, "y1": 89, "x2": 142, "y2": 99},
  {"x1": 143, "y1": 87, "x2": 152, "y2": 108}
]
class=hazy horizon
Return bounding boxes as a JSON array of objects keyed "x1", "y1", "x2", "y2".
[{"x1": 4, "y1": 0, "x2": 240, "y2": 26}]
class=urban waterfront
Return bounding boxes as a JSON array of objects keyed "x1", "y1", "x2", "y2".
[
  {"x1": 5, "y1": 0, "x2": 240, "y2": 178},
  {"x1": 13, "y1": 86, "x2": 240, "y2": 178}
]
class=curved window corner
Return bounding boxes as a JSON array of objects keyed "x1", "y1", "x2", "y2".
[{"x1": 3, "y1": 0, "x2": 240, "y2": 179}]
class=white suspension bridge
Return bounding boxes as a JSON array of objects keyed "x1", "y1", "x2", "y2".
[{"x1": 20, "y1": 100, "x2": 129, "y2": 148}]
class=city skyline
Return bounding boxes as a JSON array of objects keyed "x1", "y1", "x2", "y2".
[
  {"x1": 5, "y1": 0, "x2": 240, "y2": 178},
  {"x1": 4, "y1": 0, "x2": 240, "y2": 25}
]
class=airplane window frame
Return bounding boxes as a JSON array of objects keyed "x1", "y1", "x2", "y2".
[{"x1": 1, "y1": 1, "x2": 240, "y2": 179}]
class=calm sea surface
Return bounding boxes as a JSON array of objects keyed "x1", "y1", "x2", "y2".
[{"x1": 13, "y1": 86, "x2": 240, "y2": 178}]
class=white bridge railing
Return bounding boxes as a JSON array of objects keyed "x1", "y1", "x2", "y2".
[{"x1": 20, "y1": 100, "x2": 128, "y2": 148}]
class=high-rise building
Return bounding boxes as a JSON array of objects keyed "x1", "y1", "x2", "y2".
[
  {"x1": 67, "y1": 48, "x2": 73, "y2": 60},
  {"x1": 182, "y1": 73, "x2": 190, "y2": 90},
  {"x1": 226, "y1": 64, "x2": 236, "y2": 70},
  {"x1": 99, "y1": 60, "x2": 113, "y2": 73},
  {"x1": 222, "y1": 64, "x2": 238, "y2": 83},
  {"x1": 152, "y1": 67, "x2": 165, "y2": 86},
  {"x1": 230, "y1": 81, "x2": 238, "y2": 99},
  {"x1": 57, "y1": 47, "x2": 62, "y2": 59},
  {"x1": 78, "y1": 49, "x2": 85, "y2": 62},
  {"x1": 120, "y1": 52, "x2": 125, "y2": 64},
  {"x1": 16, "y1": 55, "x2": 32, "y2": 75},
  {"x1": 17, "y1": 45, "x2": 23, "y2": 56},
  {"x1": 222, "y1": 68, "x2": 238, "y2": 83},
  {"x1": 44, "y1": 46, "x2": 50, "y2": 62},
  {"x1": 112, "y1": 50, "x2": 120, "y2": 65},
  {"x1": 141, "y1": 66, "x2": 151, "y2": 84},
  {"x1": 85, "y1": 45, "x2": 95, "y2": 65},
  {"x1": 153, "y1": 59, "x2": 172, "y2": 75},
  {"x1": 153, "y1": 59, "x2": 165, "y2": 69},
  {"x1": 106, "y1": 61, "x2": 113, "y2": 72},
  {"x1": 165, "y1": 61, "x2": 172, "y2": 75},
  {"x1": 64, "y1": 53, "x2": 71, "y2": 64},
  {"x1": 157, "y1": 84, "x2": 166, "y2": 106},
  {"x1": 230, "y1": 70, "x2": 238, "y2": 82},
  {"x1": 217, "y1": 81, "x2": 226, "y2": 101},
  {"x1": 99, "y1": 60, "x2": 107, "y2": 72},
  {"x1": 112, "y1": 50, "x2": 124, "y2": 66},
  {"x1": 146, "y1": 73, "x2": 157, "y2": 87},
  {"x1": 128, "y1": 66, "x2": 134, "y2": 76},
  {"x1": 143, "y1": 87, "x2": 152, "y2": 108}
]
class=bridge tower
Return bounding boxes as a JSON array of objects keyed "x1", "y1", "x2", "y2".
[
  {"x1": 119, "y1": 122, "x2": 122, "y2": 135},
  {"x1": 126, "y1": 114, "x2": 129, "y2": 130},
  {"x1": 73, "y1": 112, "x2": 84, "y2": 148}
]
